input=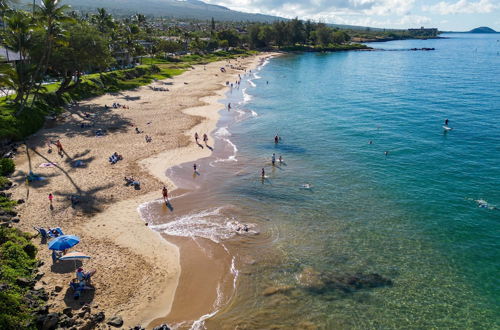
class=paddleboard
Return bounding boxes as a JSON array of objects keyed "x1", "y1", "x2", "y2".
[{"x1": 443, "y1": 126, "x2": 453, "y2": 131}]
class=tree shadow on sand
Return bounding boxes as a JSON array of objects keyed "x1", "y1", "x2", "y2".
[
  {"x1": 29, "y1": 148, "x2": 115, "y2": 214},
  {"x1": 27, "y1": 103, "x2": 134, "y2": 150}
]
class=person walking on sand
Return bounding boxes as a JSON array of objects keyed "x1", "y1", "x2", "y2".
[
  {"x1": 48, "y1": 193, "x2": 54, "y2": 207},
  {"x1": 203, "y1": 133, "x2": 208, "y2": 145},
  {"x1": 272, "y1": 153, "x2": 276, "y2": 166},
  {"x1": 194, "y1": 132, "x2": 199, "y2": 143},
  {"x1": 162, "y1": 186, "x2": 169, "y2": 203},
  {"x1": 55, "y1": 140, "x2": 63, "y2": 155}
]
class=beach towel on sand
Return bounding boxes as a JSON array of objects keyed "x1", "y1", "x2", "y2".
[{"x1": 39, "y1": 162, "x2": 57, "y2": 168}]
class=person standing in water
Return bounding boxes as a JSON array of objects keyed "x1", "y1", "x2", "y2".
[
  {"x1": 162, "y1": 186, "x2": 169, "y2": 203},
  {"x1": 193, "y1": 163, "x2": 197, "y2": 173},
  {"x1": 272, "y1": 153, "x2": 276, "y2": 166},
  {"x1": 278, "y1": 155, "x2": 283, "y2": 164},
  {"x1": 274, "y1": 135, "x2": 279, "y2": 144},
  {"x1": 261, "y1": 168, "x2": 265, "y2": 179}
]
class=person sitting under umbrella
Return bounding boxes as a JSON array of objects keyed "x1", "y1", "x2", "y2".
[{"x1": 76, "y1": 267, "x2": 96, "y2": 283}]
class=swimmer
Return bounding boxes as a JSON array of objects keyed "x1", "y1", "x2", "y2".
[
  {"x1": 369, "y1": 140, "x2": 373, "y2": 145},
  {"x1": 162, "y1": 186, "x2": 169, "y2": 203},
  {"x1": 384, "y1": 151, "x2": 389, "y2": 156},
  {"x1": 301, "y1": 183, "x2": 312, "y2": 189},
  {"x1": 271, "y1": 153, "x2": 276, "y2": 166}
]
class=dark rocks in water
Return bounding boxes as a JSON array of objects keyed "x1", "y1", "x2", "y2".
[
  {"x1": 297, "y1": 267, "x2": 392, "y2": 294},
  {"x1": 262, "y1": 285, "x2": 294, "y2": 296},
  {"x1": 327, "y1": 273, "x2": 393, "y2": 291},
  {"x1": 153, "y1": 324, "x2": 171, "y2": 330},
  {"x1": 107, "y1": 315, "x2": 124, "y2": 327}
]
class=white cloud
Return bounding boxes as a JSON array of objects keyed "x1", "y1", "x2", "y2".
[
  {"x1": 422, "y1": 0, "x2": 498, "y2": 15},
  {"x1": 205, "y1": 0, "x2": 416, "y2": 18}
]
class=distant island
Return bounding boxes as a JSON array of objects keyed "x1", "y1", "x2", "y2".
[{"x1": 469, "y1": 27, "x2": 497, "y2": 33}]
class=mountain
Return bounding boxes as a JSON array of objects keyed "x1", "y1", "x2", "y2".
[
  {"x1": 469, "y1": 27, "x2": 497, "y2": 33},
  {"x1": 31, "y1": 0, "x2": 283, "y2": 22},
  {"x1": 19, "y1": 0, "x2": 390, "y2": 30}
]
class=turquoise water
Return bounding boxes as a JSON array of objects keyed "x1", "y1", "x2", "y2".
[{"x1": 176, "y1": 34, "x2": 500, "y2": 328}]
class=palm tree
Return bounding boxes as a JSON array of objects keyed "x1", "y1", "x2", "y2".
[
  {"x1": 17, "y1": 0, "x2": 72, "y2": 114},
  {"x1": 2, "y1": 10, "x2": 34, "y2": 104},
  {"x1": 0, "y1": 0, "x2": 19, "y2": 62},
  {"x1": 92, "y1": 8, "x2": 114, "y2": 34}
]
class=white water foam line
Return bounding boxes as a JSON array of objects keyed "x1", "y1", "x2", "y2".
[
  {"x1": 214, "y1": 126, "x2": 231, "y2": 137},
  {"x1": 149, "y1": 207, "x2": 239, "y2": 243},
  {"x1": 240, "y1": 88, "x2": 253, "y2": 104},
  {"x1": 247, "y1": 79, "x2": 256, "y2": 87}
]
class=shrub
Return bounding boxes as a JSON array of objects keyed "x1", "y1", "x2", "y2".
[
  {"x1": 0, "y1": 228, "x2": 38, "y2": 329},
  {"x1": 0, "y1": 176, "x2": 10, "y2": 188},
  {"x1": 0, "y1": 158, "x2": 15, "y2": 176}
]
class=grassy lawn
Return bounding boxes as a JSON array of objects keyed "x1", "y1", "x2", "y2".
[{"x1": 0, "y1": 49, "x2": 257, "y2": 141}]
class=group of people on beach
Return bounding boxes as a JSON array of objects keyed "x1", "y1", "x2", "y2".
[{"x1": 194, "y1": 132, "x2": 209, "y2": 147}]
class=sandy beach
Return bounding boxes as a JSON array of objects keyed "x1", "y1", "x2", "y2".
[{"x1": 10, "y1": 52, "x2": 276, "y2": 328}]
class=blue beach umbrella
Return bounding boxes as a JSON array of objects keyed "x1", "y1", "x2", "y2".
[{"x1": 48, "y1": 235, "x2": 80, "y2": 251}]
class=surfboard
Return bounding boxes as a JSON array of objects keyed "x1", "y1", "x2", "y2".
[{"x1": 443, "y1": 126, "x2": 453, "y2": 131}]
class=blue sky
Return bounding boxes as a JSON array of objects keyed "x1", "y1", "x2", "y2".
[{"x1": 203, "y1": 0, "x2": 500, "y2": 31}]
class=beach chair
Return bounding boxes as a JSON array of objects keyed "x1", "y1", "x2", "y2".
[
  {"x1": 33, "y1": 227, "x2": 48, "y2": 239},
  {"x1": 69, "y1": 279, "x2": 94, "y2": 299}
]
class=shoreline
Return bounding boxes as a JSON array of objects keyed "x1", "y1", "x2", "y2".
[
  {"x1": 141, "y1": 53, "x2": 279, "y2": 328},
  {"x1": 10, "y1": 52, "x2": 277, "y2": 328}
]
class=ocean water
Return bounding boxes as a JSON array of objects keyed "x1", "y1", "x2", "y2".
[{"x1": 149, "y1": 33, "x2": 500, "y2": 329}]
